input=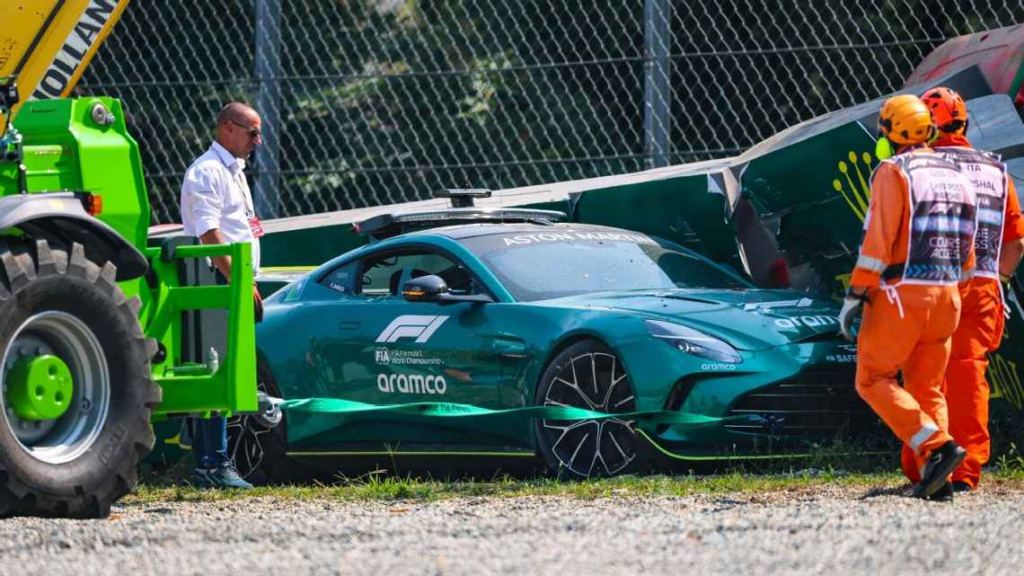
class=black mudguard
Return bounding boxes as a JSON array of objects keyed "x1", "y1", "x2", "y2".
[{"x1": 0, "y1": 192, "x2": 148, "y2": 280}]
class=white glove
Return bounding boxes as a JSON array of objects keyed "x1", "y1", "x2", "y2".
[{"x1": 839, "y1": 294, "x2": 866, "y2": 342}]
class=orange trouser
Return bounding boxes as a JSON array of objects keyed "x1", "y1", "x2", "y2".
[
  {"x1": 856, "y1": 284, "x2": 960, "y2": 475},
  {"x1": 901, "y1": 278, "x2": 1002, "y2": 488}
]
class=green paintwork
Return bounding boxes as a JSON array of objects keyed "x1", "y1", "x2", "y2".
[
  {"x1": 278, "y1": 396, "x2": 747, "y2": 448},
  {"x1": 252, "y1": 65, "x2": 1023, "y2": 467},
  {"x1": 257, "y1": 223, "x2": 872, "y2": 463},
  {"x1": 261, "y1": 225, "x2": 366, "y2": 268},
  {"x1": 6, "y1": 355, "x2": 73, "y2": 421},
  {"x1": 2, "y1": 97, "x2": 258, "y2": 418},
  {"x1": 11, "y1": 97, "x2": 149, "y2": 253},
  {"x1": 287, "y1": 449, "x2": 536, "y2": 457},
  {"x1": 637, "y1": 430, "x2": 892, "y2": 462},
  {"x1": 571, "y1": 171, "x2": 742, "y2": 271},
  {"x1": 247, "y1": 64, "x2": 1024, "y2": 467},
  {"x1": 142, "y1": 242, "x2": 258, "y2": 417}
]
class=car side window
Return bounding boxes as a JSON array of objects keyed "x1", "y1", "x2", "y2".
[
  {"x1": 358, "y1": 249, "x2": 481, "y2": 298},
  {"x1": 318, "y1": 260, "x2": 360, "y2": 296}
]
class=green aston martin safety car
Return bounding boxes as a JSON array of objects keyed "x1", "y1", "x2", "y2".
[{"x1": 235, "y1": 206, "x2": 882, "y2": 481}]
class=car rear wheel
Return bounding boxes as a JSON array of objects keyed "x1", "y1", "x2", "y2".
[{"x1": 534, "y1": 340, "x2": 639, "y2": 479}]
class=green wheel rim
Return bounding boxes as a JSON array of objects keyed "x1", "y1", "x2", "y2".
[
  {"x1": 1, "y1": 311, "x2": 111, "y2": 464},
  {"x1": 6, "y1": 354, "x2": 74, "y2": 421}
]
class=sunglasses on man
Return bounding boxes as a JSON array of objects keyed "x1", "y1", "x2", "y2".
[{"x1": 229, "y1": 120, "x2": 261, "y2": 139}]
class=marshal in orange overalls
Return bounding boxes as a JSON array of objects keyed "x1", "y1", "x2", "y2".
[
  {"x1": 850, "y1": 149, "x2": 977, "y2": 481},
  {"x1": 900, "y1": 134, "x2": 1024, "y2": 489}
]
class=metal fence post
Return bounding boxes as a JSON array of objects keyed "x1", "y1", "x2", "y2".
[
  {"x1": 255, "y1": 0, "x2": 281, "y2": 218},
  {"x1": 644, "y1": 0, "x2": 672, "y2": 169}
]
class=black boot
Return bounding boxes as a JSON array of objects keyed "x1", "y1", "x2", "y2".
[
  {"x1": 951, "y1": 480, "x2": 973, "y2": 493},
  {"x1": 913, "y1": 441, "x2": 967, "y2": 500},
  {"x1": 927, "y1": 481, "x2": 954, "y2": 502},
  {"x1": 901, "y1": 481, "x2": 954, "y2": 501}
]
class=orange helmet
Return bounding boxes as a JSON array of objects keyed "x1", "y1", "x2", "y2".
[
  {"x1": 921, "y1": 86, "x2": 968, "y2": 135},
  {"x1": 877, "y1": 94, "x2": 934, "y2": 146}
]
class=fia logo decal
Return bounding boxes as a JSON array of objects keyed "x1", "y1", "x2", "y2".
[{"x1": 376, "y1": 315, "x2": 449, "y2": 343}]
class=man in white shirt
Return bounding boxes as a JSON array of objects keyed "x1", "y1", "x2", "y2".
[{"x1": 179, "y1": 102, "x2": 265, "y2": 489}]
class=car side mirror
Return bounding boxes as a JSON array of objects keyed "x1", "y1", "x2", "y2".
[
  {"x1": 403, "y1": 275, "x2": 449, "y2": 302},
  {"x1": 403, "y1": 275, "x2": 494, "y2": 305}
]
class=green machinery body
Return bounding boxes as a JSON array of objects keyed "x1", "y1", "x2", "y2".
[{"x1": 1, "y1": 96, "x2": 257, "y2": 419}]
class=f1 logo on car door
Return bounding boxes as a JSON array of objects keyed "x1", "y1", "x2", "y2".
[{"x1": 376, "y1": 315, "x2": 449, "y2": 343}]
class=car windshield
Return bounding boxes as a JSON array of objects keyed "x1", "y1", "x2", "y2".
[{"x1": 460, "y1": 228, "x2": 751, "y2": 301}]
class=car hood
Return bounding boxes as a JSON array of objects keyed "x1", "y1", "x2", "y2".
[{"x1": 550, "y1": 289, "x2": 844, "y2": 351}]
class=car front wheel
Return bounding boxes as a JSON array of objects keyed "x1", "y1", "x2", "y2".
[
  {"x1": 226, "y1": 362, "x2": 304, "y2": 484},
  {"x1": 225, "y1": 360, "x2": 288, "y2": 481},
  {"x1": 534, "y1": 340, "x2": 639, "y2": 479}
]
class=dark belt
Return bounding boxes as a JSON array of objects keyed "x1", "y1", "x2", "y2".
[{"x1": 882, "y1": 264, "x2": 904, "y2": 281}]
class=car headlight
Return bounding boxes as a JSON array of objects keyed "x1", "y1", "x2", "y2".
[{"x1": 645, "y1": 319, "x2": 742, "y2": 364}]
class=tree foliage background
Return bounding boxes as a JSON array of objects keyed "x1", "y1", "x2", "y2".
[{"x1": 78, "y1": 0, "x2": 1024, "y2": 224}]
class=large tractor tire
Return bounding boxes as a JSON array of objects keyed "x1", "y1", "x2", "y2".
[{"x1": 0, "y1": 239, "x2": 160, "y2": 518}]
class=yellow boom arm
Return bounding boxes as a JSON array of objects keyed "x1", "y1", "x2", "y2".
[{"x1": 0, "y1": 0, "x2": 130, "y2": 118}]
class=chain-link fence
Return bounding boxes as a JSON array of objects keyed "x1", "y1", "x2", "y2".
[{"x1": 78, "y1": 1, "x2": 1024, "y2": 225}]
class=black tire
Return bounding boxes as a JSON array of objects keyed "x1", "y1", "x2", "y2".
[
  {"x1": 0, "y1": 239, "x2": 160, "y2": 518},
  {"x1": 227, "y1": 361, "x2": 297, "y2": 484},
  {"x1": 534, "y1": 340, "x2": 640, "y2": 479}
]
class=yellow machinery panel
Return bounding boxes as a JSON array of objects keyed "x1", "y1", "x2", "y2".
[{"x1": 0, "y1": 0, "x2": 131, "y2": 118}]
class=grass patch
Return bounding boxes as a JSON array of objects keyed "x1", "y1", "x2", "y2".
[
  {"x1": 127, "y1": 439, "x2": 1024, "y2": 506},
  {"x1": 126, "y1": 469, "x2": 1024, "y2": 506},
  {"x1": 125, "y1": 469, "x2": 921, "y2": 506},
  {"x1": 993, "y1": 442, "x2": 1024, "y2": 480}
]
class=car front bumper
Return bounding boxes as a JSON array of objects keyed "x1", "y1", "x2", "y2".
[{"x1": 623, "y1": 341, "x2": 885, "y2": 460}]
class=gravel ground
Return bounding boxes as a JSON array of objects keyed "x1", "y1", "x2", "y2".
[{"x1": 0, "y1": 483, "x2": 1022, "y2": 576}]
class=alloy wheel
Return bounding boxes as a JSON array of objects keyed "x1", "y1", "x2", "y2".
[{"x1": 540, "y1": 351, "x2": 636, "y2": 477}]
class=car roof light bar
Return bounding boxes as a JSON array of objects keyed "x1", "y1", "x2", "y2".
[
  {"x1": 354, "y1": 207, "x2": 567, "y2": 240},
  {"x1": 435, "y1": 188, "x2": 493, "y2": 208}
]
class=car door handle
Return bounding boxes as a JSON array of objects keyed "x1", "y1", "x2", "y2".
[
  {"x1": 339, "y1": 321, "x2": 360, "y2": 330},
  {"x1": 489, "y1": 336, "x2": 529, "y2": 358}
]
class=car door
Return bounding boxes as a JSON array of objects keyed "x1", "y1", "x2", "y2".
[{"x1": 312, "y1": 244, "x2": 519, "y2": 445}]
